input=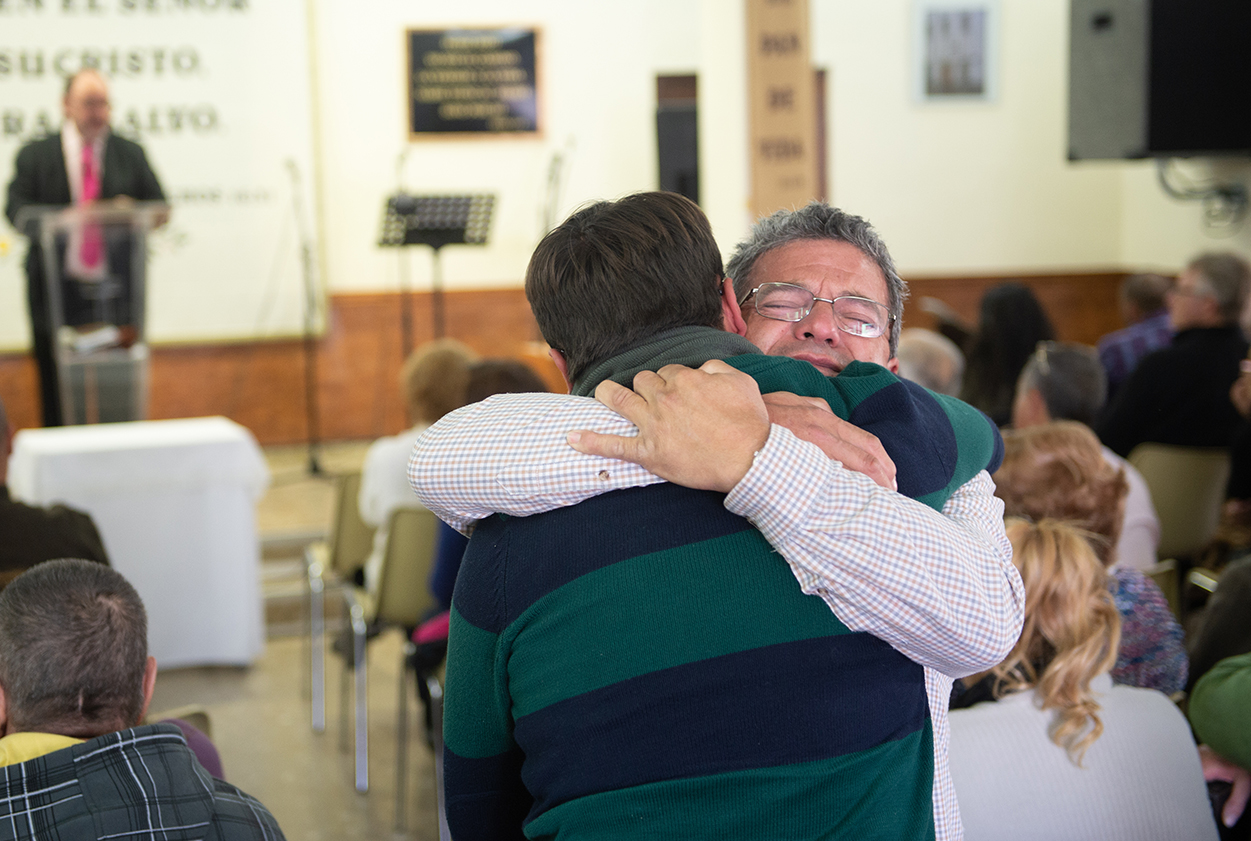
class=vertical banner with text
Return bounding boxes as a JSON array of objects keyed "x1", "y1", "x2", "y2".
[
  {"x1": 746, "y1": 0, "x2": 817, "y2": 219},
  {"x1": 0, "y1": 0, "x2": 319, "y2": 348}
]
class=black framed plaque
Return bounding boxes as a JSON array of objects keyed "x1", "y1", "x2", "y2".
[{"x1": 408, "y1": 28, "x2": 540, "y2": 138}]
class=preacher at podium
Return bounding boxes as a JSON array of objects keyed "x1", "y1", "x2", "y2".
[{"x1": 4, "y1": 68, "x2": 166, "y2": 427}]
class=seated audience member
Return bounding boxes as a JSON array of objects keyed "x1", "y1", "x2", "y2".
[
  {"x1": 1098, "y1": 272, "x2": 1174, "y2": 399},
  {"x1": 427, "y1": 358, "x2": 549, "y2": 611},
  {"x1": 0, "y1": 394, "x2": 108, "y2": 578},
  {"x1": 1011, "y1": 341, "x2": 1160, "y2": 571},
  {"x1": 1098, "y1": 253, "x2": 1251, "y2": 458},
  {"x1": 991, "y1": 421, "x2": 1187, "y2": 694},
  {"x1": 960, "y1": 282, "x2": 1055, "y2": 427},
  {"x1": 359, "y1": 338, "x2": 477, "y2": 593},
  {"x1": 0, "y1": 559, "x2": 284, "y2": 839},
  {"x1": 949, "y1": 519, "x2": 1218, "y2": 841},
  {"x1": 1187, "y1": 554, "x2": 1251, "y2": 692},
  {"x1": 896, "y1": 327, "x2": 964, "y2": 396},
  {"x1": 1190, "y1": 652, "x2": 1251, "y2": 834}
]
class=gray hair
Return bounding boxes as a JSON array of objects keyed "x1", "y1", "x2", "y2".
[
  {"x1": 1189, "y1": 252, "x2": 1251, "y2": 323},
  {"x1": 897, "y1": 328, "x2": 965, "y2": 395},
  {"x1": 1017, "y1": 342, "x2": 1107, "y2": 429},
  {"x1": 726, "y1": 203, "x2": 908, "y2": 356},
  {"x1": 0, "y1": 559, "x2": 147, "y2": 738}
]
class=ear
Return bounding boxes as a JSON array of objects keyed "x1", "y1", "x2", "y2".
[
  {"x1": 548, "y1": 348, "x2": 572, "y2": 391},
  {"x1": 137, "y1": 656, "x2": 157, "y2": 724},
  {"x1": 885, "y1": 356, "x2": 899, "y2": 375},
  {"x1": 721, "y1": 278, "x2": 748, "y2": 337},
  {"x1": 1012, "y1": 386, "x2": 1051, "y2": 429},
  {"x1": 0, "y1": 683, "x2": 9, "y2": 737}
]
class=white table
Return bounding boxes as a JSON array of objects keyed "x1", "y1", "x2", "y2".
[{"x1": 8, "y1": 417, "x2": 270, "y2": 668}]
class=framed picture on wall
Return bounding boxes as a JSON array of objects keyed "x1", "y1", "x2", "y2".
[
  {"x1": 913, "y1": 1, "x2": 998, "y2": 102},
  {"x1": 407, "y1": 27, "x2": 541, "y2": 138}
]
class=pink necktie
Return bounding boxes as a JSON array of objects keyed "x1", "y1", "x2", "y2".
[{"x1": 80, "y1": 143, "x2": 103, "y2": 269}]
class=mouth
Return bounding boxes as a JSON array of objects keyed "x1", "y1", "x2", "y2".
[{"x1": 790, "y1": 353, "x2": 844, "y2": 375}]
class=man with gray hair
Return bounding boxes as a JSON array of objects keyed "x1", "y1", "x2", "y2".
[
  {"x1": 897, "y1": 328, "x2": 965, "y2": 396},
  {"x1": 1098, "y1": 252, "x2": 1251, "y2": 457},
  {"x1": 411, "y1": 199, "x2": 1021, "y2": 841},
  {"x1": 1011, "y1": 341, "x2": 1160, "y2": 571},
  {"x1": 0, "y1": 559, "x2": 284, "y2": 840},
  {"x1": 1097, "y1": 272, "x2": 1174, "y2": 398}
]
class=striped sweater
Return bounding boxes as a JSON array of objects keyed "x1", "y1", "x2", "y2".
[{"x1": 444, "y1": 350, "x2": 1000, "y2": 840}]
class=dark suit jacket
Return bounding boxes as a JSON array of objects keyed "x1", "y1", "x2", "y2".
[
  {"x1": 1097, "y1": 325, "x2": 1250, "y2": 458},
  {"x1": 0, "y1": 485, "x2": 110, "y2": 584},
  {"x1": 5, "y1": 131, "x2": 165, "y2": 280}
]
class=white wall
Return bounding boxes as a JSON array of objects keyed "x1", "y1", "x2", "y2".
[
  {"x1": 803, "y1": 0, "x2": 1251, "y2": 276},
  {"x1": 312, "y1": 0, "x2": 702, "y2": 295},
  {"x1": 5, "y1": 0, "x2": 1248, "y2": 345}
]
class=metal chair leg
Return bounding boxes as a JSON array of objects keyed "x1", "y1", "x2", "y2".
[
  {"x1": 306, "y1": 549, "x2": 326, "y2": 733},
  {"x1": 395, "y1": 640, "x2": 415, "y2": 833},
  {"x1": 429, "y1": 675, "x2": 449, "y2": 841},
  {"x1": 350, "y1": 598, "x2": 369, "y2": 793}
]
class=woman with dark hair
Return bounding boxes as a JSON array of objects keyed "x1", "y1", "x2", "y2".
[{"x1": 960, "y1": 282, "x2": 1055, "y2": 427}]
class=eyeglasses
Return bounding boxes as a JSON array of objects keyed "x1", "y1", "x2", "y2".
[{"x1": 738, "y1": 282, "x2": 894, "y2": 339}]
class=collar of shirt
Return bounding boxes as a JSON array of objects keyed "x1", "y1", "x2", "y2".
[
  {"x1": 61, "y1": 122, "x2": 110, "y2": 204},
  {"x1": 0, "y1": 731, "x2": 84, "y2": 767}
]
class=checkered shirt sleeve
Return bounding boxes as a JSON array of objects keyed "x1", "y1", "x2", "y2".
[
  {"x1": 408, "y1": 392, "x2": 663, "y2": 533},
  {"x1": 726, "y1": 425, "x2": 1024, "y2": 678},
  {"x1": 408, "y1": 395, "x2": 1024, "y2": 841}
]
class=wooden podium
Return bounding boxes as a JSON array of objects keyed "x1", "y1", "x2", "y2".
[{"x1": 15, "y1": 201, "x2": 168, "y2": 425}]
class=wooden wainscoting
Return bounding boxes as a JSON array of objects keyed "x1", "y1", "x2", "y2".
[
  {"x1": 0, "y1": 289, "x2": 560, "y2": 445},
  {"x1": 902, "y1": 271, "x2": 1130, "y2": 346},
  {"x1": 0, "y1": 273, "x2": 1132, "y2": 444}
]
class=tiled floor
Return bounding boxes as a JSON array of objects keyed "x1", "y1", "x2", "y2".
[{"x1": 148, "y1": 440, "x2": 442, "y2": 841}]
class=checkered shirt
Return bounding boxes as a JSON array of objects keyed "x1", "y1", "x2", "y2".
[
  {"x1": 409, "y1": 392, "x2": 1024, "y2": 841},
  {"x1": 0, "y1": 724, "x2": 285, "y2": 840}
]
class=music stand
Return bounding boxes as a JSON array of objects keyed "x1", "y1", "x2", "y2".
[{"x1": 378, "y1": 194, "x2": 494, "y2": 353}]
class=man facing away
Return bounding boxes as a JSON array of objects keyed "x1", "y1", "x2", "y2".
[
  {"x1": 0, "y1": 393, "x2": 109, "y2": 579},
  {"x1": 1098, "y1": 253, "x2": 1251, "y2": 458},
  {"x1": 1010, "y1": 341, "x2": 1160, "y2": 572},
  {"x1": 0, "y1": 559, "x2": 284, "y2": 840},
  {"x1": 411, "y1": 194, "x2": 1023, "y2": 840},
  {"x1": 1096, "y1": 272, "x2": 1174, "y2": 399}
]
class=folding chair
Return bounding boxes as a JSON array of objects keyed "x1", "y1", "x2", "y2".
[
  {"x1": 1127, "y1": 444, "x2": 1231, "y2": 561},
  {"x1": 343, "y1": 506, "x2": 440, "y2": 808},
  {"x1": 303, "y1": 472, "x2": 375, "y2": 788}
]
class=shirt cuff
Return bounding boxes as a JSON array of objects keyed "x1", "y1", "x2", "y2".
[{"x1": 724, "y1": 424, "x2": 833, "y2": 538}]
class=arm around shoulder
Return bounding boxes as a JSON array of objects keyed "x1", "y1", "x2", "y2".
[{"x1": 726, "y1": 431, "x2": 1023, "y2": 677}]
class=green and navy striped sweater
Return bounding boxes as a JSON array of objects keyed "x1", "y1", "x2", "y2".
[{"x1": 444, "y1": 335, "x2": 1001, "y2": 840}]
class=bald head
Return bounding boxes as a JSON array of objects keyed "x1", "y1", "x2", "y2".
[{"x1": 63, "y1": 69, "x2": 111, "y2": 143}]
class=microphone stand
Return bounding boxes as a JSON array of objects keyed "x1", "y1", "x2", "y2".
[{"x1": 287, "y1": 159, "x2": 324, "y2": 476}]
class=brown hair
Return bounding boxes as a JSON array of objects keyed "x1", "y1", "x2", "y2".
[
  {"x1": 993, "y1": 519, "x2": 1121, "y2": 765},
  {"x1": 994, "y1": 421, "x2": 1128, "y2": 566},
  {"x1": 464, "y1": 359, "x2": 548, "y2": 404},
  {"x1": 400, "y1": 338, "x2": 478, "y2": 424},
  {"x1": 525, "y1": 191, "x2": 725, "y2": 385}
]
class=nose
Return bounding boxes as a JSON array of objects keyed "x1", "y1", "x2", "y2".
[{"x1": 794, "y1": 300, "x2": 844, "y2": 346}]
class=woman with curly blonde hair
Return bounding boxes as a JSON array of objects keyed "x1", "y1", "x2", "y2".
[
  {"x1": 993, "y1": 519, "x2": 1122, "y2": 763},
  {"x1": 948, "y1": 519, "x2": 1217, "y2": 841},
  {"x1": 986, "y1": 420, "x2": 1187, "y2": 694}
]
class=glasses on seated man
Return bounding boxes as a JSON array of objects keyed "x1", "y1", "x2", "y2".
[{"x1": 739, "y1": 281, "x2": 895, "y2": 339}]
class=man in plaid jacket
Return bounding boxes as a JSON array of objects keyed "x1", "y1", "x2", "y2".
[{"x1": 0, "y1": 559, "x2": 285, "y2": 840}]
